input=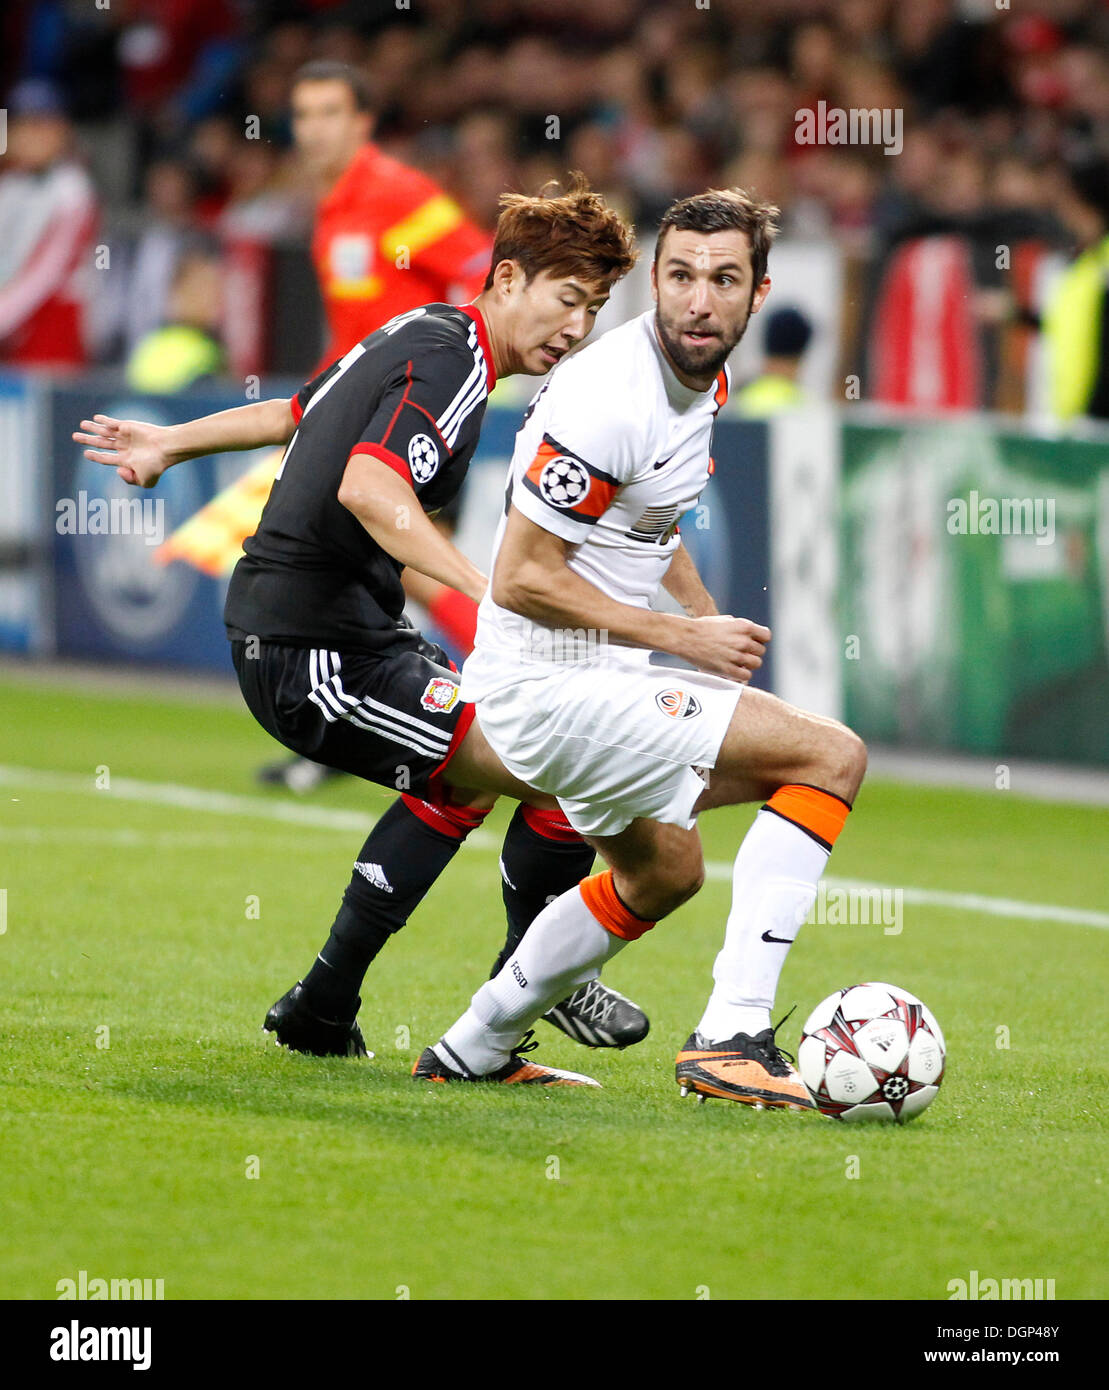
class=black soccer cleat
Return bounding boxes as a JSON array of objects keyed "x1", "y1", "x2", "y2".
[
  {"x1": 263, "y1": 982, "x2": 369, "y2": 1058},
  {"x1": 675, "y1": 1013, "x2": 814, "y2": 1110},
  {"x1": 542, "y1": 979, "x2": 650, "y2": 1049},
  {"x1": 412, "y1": 1032, "x2": 600, "y2": 1086}
]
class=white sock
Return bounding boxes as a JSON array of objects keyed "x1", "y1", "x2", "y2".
[
  {"x1": 436, "y1": 884, "x2": 628, "y2": 1074},
  {"x1": 697, "y1": 809, "x2": 831, "y2": 1043}
]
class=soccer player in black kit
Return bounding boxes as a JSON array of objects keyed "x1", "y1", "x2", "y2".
[{"x1": 75, "y1": 182, "x2": 651, "y2": 1084}]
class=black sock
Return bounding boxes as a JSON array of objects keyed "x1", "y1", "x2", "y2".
[
  {"x1": 490, "y1": 805, "x2": 596, "y2": 979},
  {"x1": 302, "y1": 798, "x2": 467, "y2": 1016}
]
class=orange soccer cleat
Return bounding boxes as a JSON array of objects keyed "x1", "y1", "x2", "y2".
[
  {"x1": 412, "y1": 1032, "x2": 601, "y2": 1087},
  {"x1": 675, "y1": 1018, "x2": 815, "y2": 1110}
]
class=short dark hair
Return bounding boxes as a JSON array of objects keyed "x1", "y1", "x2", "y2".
[
  {"x1": 655, "y1": 188, "x2": 780, "y2": 286},
  {"x1": 291, "y1": 61, "x2": 375, "y2": 113},
  {"x1": 484, "y1": 173, "x2": 637, "y2": 292},
  {"x1": 764, "y1": 305, "x2": 813, "y2": 357}
]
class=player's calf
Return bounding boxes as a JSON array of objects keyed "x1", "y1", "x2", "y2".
[{"x1": 598, "y1": 820, "x2": 705, "y2": 923}]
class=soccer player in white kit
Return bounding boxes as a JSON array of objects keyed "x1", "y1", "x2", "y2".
[{"x1": 414, "y1": 190, "x2": 868, "y2": 1105}]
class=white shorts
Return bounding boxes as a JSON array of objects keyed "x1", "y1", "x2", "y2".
[{"x1": 474, "y1": 655, "x2": 743, "y2": 837}]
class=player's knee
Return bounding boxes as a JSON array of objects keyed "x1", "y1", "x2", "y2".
[
  {"x1": 675, "y1": 858, "x2": 706, "y2": 907},
  {"x1": 450, "y1": 788, "x2": 499, "y2": 812},
  {"x1": 842, "y1": 726, "x2": 868, "y2": 798},
  {"x1": 822, "y1": 724, "x2": 867, "y2": 802},
  {"x1": 638, "y1": 855, "x2": 704, "y2": 918}
]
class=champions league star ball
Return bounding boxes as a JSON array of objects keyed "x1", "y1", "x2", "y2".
[
  {"x1": 539, "y1": 456, "x2": 590, "y2": 508},
  {"x1": 798, "y1": 983, "x2": 946, "y2": 1122}
]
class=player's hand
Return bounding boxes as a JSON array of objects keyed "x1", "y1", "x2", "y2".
[
  {"x1": 72, "y1": 415, "x2": 172, "y2": 489},
  {"x1": 677, "y1": 614, "x2": 770, "y2": 684}
]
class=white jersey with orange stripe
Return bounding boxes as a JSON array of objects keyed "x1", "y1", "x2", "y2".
[{"x1": 461, "y1": 310, "x2": 729, "y2": 701}]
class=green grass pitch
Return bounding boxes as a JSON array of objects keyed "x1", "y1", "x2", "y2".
[{"x1": 1, "y1": 674, "x2": 1105, "y2": 1301}]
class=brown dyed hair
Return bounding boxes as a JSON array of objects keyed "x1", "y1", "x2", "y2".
[
  {"x1": 483, "y1": 174, "x2": 638, "y2": 291},
  {"x1": 655, "y1": 188, "x2": 780, "y2": 287}
]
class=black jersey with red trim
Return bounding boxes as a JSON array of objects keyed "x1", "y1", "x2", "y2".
[{"x1": 224, "y1": 302, "x2": 495, "y2": 652}]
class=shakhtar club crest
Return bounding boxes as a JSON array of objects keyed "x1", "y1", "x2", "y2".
[{"x1": 655, "y1": 688, "x2": 702, "y2": 719}]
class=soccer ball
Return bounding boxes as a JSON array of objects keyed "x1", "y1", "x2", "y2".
[{"x1": 798, "y1": 982, "x2": 946, "y2": 1122}]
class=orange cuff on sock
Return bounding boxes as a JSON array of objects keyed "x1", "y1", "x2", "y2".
[
  {"x1": 579, "y1": 871, "x2": 656, "y2": 941},
  {"x1": 764, "y1": 784, "x2": 851, "y2": 849}
]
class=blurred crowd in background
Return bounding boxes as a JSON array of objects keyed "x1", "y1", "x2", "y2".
[{"x1": 1, "y1": 0, "x2": 1108, "y2": 418}]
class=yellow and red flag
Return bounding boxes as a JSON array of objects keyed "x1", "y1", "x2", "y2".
[{"x1": 154, "y1": 447, "x2": 282, "y2": 576}]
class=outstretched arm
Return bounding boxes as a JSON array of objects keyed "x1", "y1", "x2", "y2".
[{"x1": 73, "y1": 398, "x2": 296, "y2": 488}]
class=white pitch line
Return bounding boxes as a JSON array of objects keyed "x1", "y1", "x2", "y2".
[
  {"x1": 0, "y1": 763, "x2": 384, "y2": 835},
  {"x1": 0, "y1": 764, "x2": 499, "y2": 847},
  {"x1": 0, "y1": 827, "x2": 343, "y2": 848},
  {"x1": 1, "y1": 763, "x2": 1105, "y2": 930},
  {"x1": 850, "y1": 879, "x2": 1109, "y2": 929},
  {"x1": 704, "y1": 864, "x2": 1109, "y2": 929}
]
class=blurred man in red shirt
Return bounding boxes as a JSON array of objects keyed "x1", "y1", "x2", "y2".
[
  {"x1": 0, "y1": 80, "x2": 98, "y2": 368},
  {"x1": 293, "y1": 60, "x2": 491, "y2": 370}
]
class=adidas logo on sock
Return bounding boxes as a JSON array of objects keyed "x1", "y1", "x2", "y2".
[{"x1": 354, "y1": 862, "x2": 393, "y2": 892}]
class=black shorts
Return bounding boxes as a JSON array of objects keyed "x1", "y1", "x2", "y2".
[{"x1": 230, "y1": 637, "x2": 474, "y2": 801}]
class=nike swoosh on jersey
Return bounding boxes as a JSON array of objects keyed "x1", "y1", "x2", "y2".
[
  {"x1": 652, "y1": 453, "x2": 676, "y2": 470},
  {"x1": 760, "y1": 929, "x2": 796, "y2": 944}
]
